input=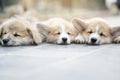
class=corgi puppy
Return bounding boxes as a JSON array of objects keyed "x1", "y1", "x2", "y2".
[
  {"x1": 72, "y1": 18, "x2": 120, "y2": 45},
  {"x1": 0, "y1": 16, "x2": 47, "y2": 46},
  {"x1": 42, "y1": 18, "x2": 77, "y2": 45}
]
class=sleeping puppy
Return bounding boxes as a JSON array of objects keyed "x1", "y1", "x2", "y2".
[
  {"x1": 42, "y1": 18, "x2": 77, "y2": 45},
  {"x1": 0, "y1": 16, "x2": 47, "y2": 46},
  {"x1": 72, "y1": 18, "x2": 120, "y2": 45}
]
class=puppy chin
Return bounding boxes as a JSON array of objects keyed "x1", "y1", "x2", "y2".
[
  {"x1": 1, "y1": 42, "x2": 18, "y2": 47},
  {"x1": 87, "y1": 42, "x2": 100, "y2": 45},
  {"x1": 1, "y1": 40, "x2": 30, "y2": 46},
  {"x1": 87, "y1": 40, "x2": 100, "y2": 45},
  {"x1": 1, "y1": 43, "x2": 14, "y2": 47},
  {"x1": 57, "y1": 42, "x2": 70, "y2": 45},
  {"x1": 57, "y1": 39, "x2": 71, "y2": 45},
  {"x1": 57, "y1": 41, "x2": 70, "y2": 45}
]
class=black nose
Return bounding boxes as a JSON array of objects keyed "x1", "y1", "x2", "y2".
[
  {"x1": 62, "y1": 37, "x2": 67, "y2": 42},
  {"x1": 3, "y1": 39, "x2": 9, "y2": 44},
  {"x1": 91, "y1": 38, "x2": 97, "y2": 43}
]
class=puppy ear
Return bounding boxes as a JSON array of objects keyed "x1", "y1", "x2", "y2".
[
  {"x1": 0, "y1": 24, "x2": 4, "y2": 37},
  {"x1": 27, "y1": 27, "x2": 41, "y2": 45},
  {"x1": 0, "y1": 25, "x2": 3, "y2": 45},
  {"x1": 72, "y1": 18, "x2": 88, "y2": 32},
  {"x1": 111, "y1": 26, "x2": 120, "y2": 37},
  {"x1": 0, "y1": 26, "x2": 2, "y2": 36},
  {"x1": 37, "y1": 23, "x2": 50, "y2": 37}
]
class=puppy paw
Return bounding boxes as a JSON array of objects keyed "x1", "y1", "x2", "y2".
[
  {"x1": 113, "y1": 37, "x2": 120, "y2": 43},
  {"x1": 75, "y1": 36, "x2": 85, "y2": 44}
]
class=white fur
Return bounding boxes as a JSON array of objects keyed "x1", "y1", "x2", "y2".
[
  {"x1": 105, "y1": 0, "x2": 117, "y2": 8},
  {"x1": 100, "y1": 38, "x2": 111, "y2": 44},
  {"x1": 75, "y1": 33, "x2": 85, "y2": 43},
  {"x1": 73, "y1": 17, "x2": 112, "y2": 45},
  {"x1": 88, "y1": 25, "x2": 111, "y2": 44},
  {"x1": 88, "y1": 33, "x2": 99, "y2": 44},
  {"x1": 88, "y1": 26, "x2": 100, "y2": 44},
  {"x1": 0, "y1": 17, "x2": 41, "y2": 46},
  {"x1": 57, "y1": 25, "x2": 70, "y2": 44},
  {"x1": 43, "y1": 18, "x2": 74, "y2": 44},
  {"x1": 1, "y1": 32, "x2": 33, "y2": 46},
  {"x1": 113, "y1": 36, "x2": 120, "y2": 43},
  {"x1": 8, "y1": 37, "x2": 32, "y2": 46}
]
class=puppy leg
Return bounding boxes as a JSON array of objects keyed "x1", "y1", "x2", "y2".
[
  {"x1": 27, "y1": 27, "x2": 41, "y2": 45},
  {"x1": 113, "y1": 36, "x2": 120, "y2": 43},
  {"x1": 75, "y1": 33, "x2": 85, "y2": 44}
]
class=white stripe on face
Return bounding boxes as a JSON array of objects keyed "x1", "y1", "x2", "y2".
[
  {"x1": 57, "y1": 25, "x2": 70, "y2": 44},
  {"x1": 95, "y1": 25, "x2": 100, "y2": 33},
  {"x1": 88, "y1": 26, "x2": 100, "y2": 44}
]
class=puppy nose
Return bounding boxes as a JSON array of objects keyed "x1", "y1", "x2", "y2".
[
  {"x1": 91, "y1": 38, "x2": 97, "y2": 43},
  {"x1": 62, "y1": 37, "x2": 67, "y2": 42},
  {"x1": 3, "y1": 39, "x2": 9, "y2": 44}
]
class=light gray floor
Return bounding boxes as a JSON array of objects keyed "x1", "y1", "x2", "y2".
[{"x1": 0, "y1": 16, "x2": 120, "y2": 80}]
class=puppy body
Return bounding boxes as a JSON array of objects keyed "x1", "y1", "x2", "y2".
[
  {"x1": 42, "y1": 18, "x2": 76, "y2": 44},
  {"x1": 72, "y1": 18, "x2": 115, "y2": 45},
  {"x1": 0, "y1": 17, "x2": 43, "y2": 46}
]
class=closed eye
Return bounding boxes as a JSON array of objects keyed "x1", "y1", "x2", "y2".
[
  {"x1": 14, "y1": 33, "x2": 21, "y2": 37},
  {"x1": 100, "y1": 32, "x2": 106, "y2": 37},
  {"x1": 67, "y1": 32, "x2": 73, "y2": 35},
  {"x1": 3, "y1": 32, "x2": 7, "y2": 34},
  {"x1": 87, "y1": 30, "x2": 93, "y2": 34},
  {"x1": 56, "y1": 32, "x2": 60, "y2": 35},
  {"x1": 67, "y1": 32, "x2": 71, "y2": 35}
]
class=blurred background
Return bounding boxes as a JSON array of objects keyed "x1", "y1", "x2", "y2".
[{"x1": 0, "y1": 0, "x2": 120, "y2": 20}]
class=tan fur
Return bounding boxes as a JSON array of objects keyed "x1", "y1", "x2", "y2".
[
  {"x1": 5, "y1": 0, "x2": 39, "y2": 17},
  {"x1": 72, "y1": 18, "x2": 114, "y2": 45},
  {"x1": 84, "y1": 20, "x2": 112, "y2": 44},
  {"x1": 20, "y1": 0, "x2": 38, "y2": 11},
  {"x1": 5, "y1": 5, "x2": 24, "y2": 17},
  {"x1": 42, "y1": 18, "x2": 76, "y2": 44},
  {"x1": 0, "y1": 17, "x2": 41, "y2": 46}
]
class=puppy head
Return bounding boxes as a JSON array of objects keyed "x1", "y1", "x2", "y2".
[
  {"x1": 0, "y1": 18, "x2": 40, "y2": 46},
  {"x1": 72, "y1": 18, "x2": 112, "y2": 45},
  {"x1": 46, "y1": 22, "x2": 75, "y2": 45}
]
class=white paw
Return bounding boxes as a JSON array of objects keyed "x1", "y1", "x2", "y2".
[
  {"x1": 113, "y1": 36, "x2": 120, "y2": 43},
  {"x1": 75, "y1": 35, "x2": 85, "y2": 44}
]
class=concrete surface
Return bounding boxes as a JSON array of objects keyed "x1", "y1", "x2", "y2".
[{"x1": 0, "y1": 16, "x2": 120, "y2": 80}]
